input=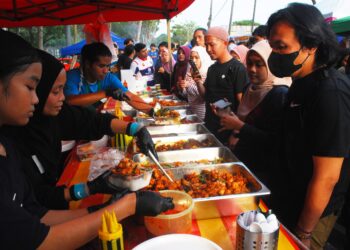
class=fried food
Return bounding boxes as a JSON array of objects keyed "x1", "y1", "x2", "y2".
[
  {"x1": 111, "y1": 158, "x2": 144, "y2": 176},
  {"x1": 145, "y1": 165, "x2": 251, "y2": 198},
  {"x1": 155, "y1": 138, "x2": 213, "y2": 152}
]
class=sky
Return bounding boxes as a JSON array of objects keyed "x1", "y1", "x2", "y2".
[{"x1": 156, "y1": 0, "x2": 313, "y2": 35}]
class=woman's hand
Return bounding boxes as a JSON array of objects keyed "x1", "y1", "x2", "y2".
[
  {"x1": 218, "y1": 112, "x2": 244, "y2": 132},
  {"x1": 158, "y1": 67, "x2": 165, "y2": 74},
  {"x1": 178, "y1": 78, "x2": 187, "y2": 90},
  {"x1": 192, "y1": 70, "x2": 203, "y2": 84}
]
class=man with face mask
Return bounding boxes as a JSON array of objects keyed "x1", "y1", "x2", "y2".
[{"x1": 194, "y1": 26, "x2": 249, "y2": 144}]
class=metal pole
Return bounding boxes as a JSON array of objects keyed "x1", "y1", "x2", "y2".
[
  {"x1": 311, "y1": 0, "x2": 316, "y2": 4},
  {"x1": 207, "y1": 0, "x2": 213, "y2": 29},
  {"x1": 167, "y1": 19, "x2": 172, "y2": 80},
  {"x1": 228, "y1": 0, "x2": 235, "y2": 35},
  {"x1": 251, "y1": 0, "x2": 257, "y2": 33}
]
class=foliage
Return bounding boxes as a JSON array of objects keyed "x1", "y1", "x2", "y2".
[
  {"x1": 111, "y1": 20, "x2": 160, "y2": 44},
  {"x1": 154, "y1": 33, "x2": 168, "y2": 46},
  {"x1": 171, "y1": 20, "x2": 197, "y2": 45},
  {"x1": 232, "y1": 20, "x2": 260, "y2": 26}
]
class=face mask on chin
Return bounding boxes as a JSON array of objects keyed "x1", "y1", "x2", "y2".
[{"x1": 268, "y1": 49, "x2": 309, "y2": 78}]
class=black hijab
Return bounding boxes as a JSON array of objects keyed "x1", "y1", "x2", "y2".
[{"x1": 7, "y1": 50, "x2": 64, "y2": 185}]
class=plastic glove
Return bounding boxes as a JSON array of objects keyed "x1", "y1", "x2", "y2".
[
  {"x1": 135, "y1": 191, "x2": 174, "y2": 216},
  {"x1": 87, "y1": 170, "x2": 127, "y2": 195},
  {"x1": 87, "y1": 189, "x2": 130, "y2": 213},
  {"x1": 135, "y1": 127, "x2": 159, "y2": 159},
  {"x1": 105, "y1": 88, "x2": 130, "y2": 101}
]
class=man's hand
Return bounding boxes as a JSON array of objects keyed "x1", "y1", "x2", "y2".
[{"x1": 105, "y1": 88, "x2": 130, "y2": 101}]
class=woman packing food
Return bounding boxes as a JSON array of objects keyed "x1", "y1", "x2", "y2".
[
  {"x1": 216, "y1": 40, "x2": 289, "y2": 184},
  {"x1": 266, "y1": 3, "x2": 350, "y2": 248},
  {"x1": 178, "y1": 46, "x2": 214, "y2": 120},
  {"x1": 5, "y1": 47, "x2": 159, "y2": 210},
  {"x1": 0, "y1": 29, "x2": 173, "y2": 250}
]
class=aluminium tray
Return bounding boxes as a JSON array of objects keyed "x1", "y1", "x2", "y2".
[
  {"x1": 152, "y1": 134, "x2": 223, "y2": 151},
  {"x1": 133, "y1": 147, "x2": 239, "y2": 166},
  {"x1": 136, "y1": 114, "x2": 203, "y2": 126},
  {"x1": 146, "y1": 124, "x2": 210, "y2": 137}
]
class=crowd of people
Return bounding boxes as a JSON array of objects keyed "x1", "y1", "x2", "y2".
[{"x1": 1, "y1": 2, "x2": 350, "y2": 250}]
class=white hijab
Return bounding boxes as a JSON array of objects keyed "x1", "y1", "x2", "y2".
[
  {"x1": 190, "y1": 46, "x2": 213, "y2": 77},
  {"x1": 237, "y1": 40, "x2": 290, "y2": 121}
]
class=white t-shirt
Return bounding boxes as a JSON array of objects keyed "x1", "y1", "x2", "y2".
[{"x1": 130, "y1": 56, "x2": 155, "y2": 85}]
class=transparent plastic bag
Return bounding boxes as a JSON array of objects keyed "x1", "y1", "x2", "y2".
[{"x1": 88, "y1": 148, "x2": 125, "y2": 181}]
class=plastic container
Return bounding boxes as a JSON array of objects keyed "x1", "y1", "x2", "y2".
[
  {"x1": 108, "y1": 168, "x2": 153, "y2": 191},
  {"x1": 144, "y1": 190, "x2": 194, "y2": 236},
  {"x1": 76, "y1": 142, "x2": 107, "y2": 161},
  {"x1": 236, "y1": 212, "x2": 279, "y2": 250}
]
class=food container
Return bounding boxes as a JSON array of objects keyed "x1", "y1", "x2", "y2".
[
  {"x1": 144, "y1": 190, "x2": 194, "y2": 236},
  {"x1": 76, "y1": 143, "x2": 108, "y2": 161},
  {"x1": 108, "y1": 168, "x2": 153, "y2": 191},
  {"x1": 153, "y1": 134, "x2": 223, "y2": 152},
  {"x1": 166, "y1": 163, "x2": 270, "y2": 219},
  {"x1": 133, "y1": 147, "x2": 239, "y2": 167},
  {"x1": 236, "y1": 211, "x2": 280, "y2": 250},
  {"x1": 146, "y1": 124, "x2": 210, "y2": 137},
  {"x1": 136, "y1": 114, "x2": 202, "y2": 127}
]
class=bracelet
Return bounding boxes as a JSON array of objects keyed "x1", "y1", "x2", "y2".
[
  {"x1": 126, "y1": 122, "x2": 140, "y2": 136},
  {"x1": 294, "y1": 225, "x2": 312, "y2": 240}
]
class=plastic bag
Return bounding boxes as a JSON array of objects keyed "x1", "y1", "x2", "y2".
[{"x1": 88, "y1": 148, "x2": 125, "y2": 181}]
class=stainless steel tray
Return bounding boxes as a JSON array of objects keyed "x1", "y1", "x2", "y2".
[
  {"x1": 146, "y1": 124, "x2": 210, "y2": 137},
  {"x1": 133, "y1": 147, "x2": 238, "y2": 166},
  {"x1": 136, "y1": 109, "x2": 191, "y2": 122},
  {"x1": 167, "y1": 162, "x2": 270, "y2": 202},
  {"x1": 152, "y1": 134, "x2": 223, "y2": 151},
  {"x1": 136, "y1": 114, "x2": 203, "y2": 126}
]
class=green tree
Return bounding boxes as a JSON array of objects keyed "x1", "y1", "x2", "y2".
[
  {"x1": 154, "y1": 33, "x2": 168, "y2": 45},
  {"x1": 172, "y1": 21, "x2": 197, "y2": 45},
  {"x1": 111, "y1": 20, "x2": 160, "y2": 44},
  {"x1": 232, "y1": 20, "x2": 260, "y2": 26}
]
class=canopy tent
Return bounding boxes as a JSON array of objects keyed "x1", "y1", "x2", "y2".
[
  {"x1": 60, "y1": 32, "x2": 125, "y2": 57},
  {"x1": 332, "y1": 16, "x2": 350, "y2": 36},
  {"x1": 0, "y1": 0, "x2": 194, "y2": 27}
]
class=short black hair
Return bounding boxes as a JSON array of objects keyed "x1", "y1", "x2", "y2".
[
  {"x1": 134, "y1": 43, "x2": 146, "y2": 53},
  {"x1": 158, "y1": 41, "x2": 168, "y2": 49},
  {"x1": 252, "y1": 25, "x2": 267, "y2": 38},
  {"x1": 150, "y1": 43, "x2": 156, "y2": 47},
  {"x1": 124, "y1": 45, "x2": 135, "y2": 56},
  {"x1": 267, "y1": 3, "x2": 342, "y2": 68},
  {"x1": 194, "y1": 28, "x2": 207, "y2": 35},
  {"x1": 81, "y1": 42, "x2": 112, "y2": 66},
  {"x1": 124, "y1": 38, "x2": 134, "y2": 45}
]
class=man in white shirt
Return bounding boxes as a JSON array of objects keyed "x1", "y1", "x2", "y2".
[{"x1": 130, "y1": 43, "x2": 155, "y2": 86}]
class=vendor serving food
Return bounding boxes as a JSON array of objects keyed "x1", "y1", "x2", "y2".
[
  {"x1": 0, "y1": 30, "x2": 174, "y2": 250},
  {"x1": 5, "y1": 49, "x2": 159, "y2": 210},
  {"x1": 64, "y1": 42, "x2": 156, "y2": 116}
]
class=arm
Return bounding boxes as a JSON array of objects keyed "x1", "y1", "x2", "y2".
[
  {"x1": 124, "y1": 91, "x2": 153, "y2": 114},
  {"x1": 296, "y1": 157, "x2": 343, "y2": 233},
  {"x1": 38, "y1": 193, "x2": 136, "y2": 250},
  {"x1": 65, "y1": 91, "x2": 106, "y2": 106}
]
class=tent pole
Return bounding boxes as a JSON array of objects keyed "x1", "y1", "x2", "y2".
[{"x1": 167, "y1": 18, "x2": 172, "y2": 87}]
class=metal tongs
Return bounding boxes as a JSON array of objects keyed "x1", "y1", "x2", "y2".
[{"x1": 148, "y1": 150, "x2": 174, "y2": 182}]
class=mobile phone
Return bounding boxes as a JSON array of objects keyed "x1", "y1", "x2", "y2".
[
  {"x1": 189, "y1": 59, "x2": 200, "y2": 75},
  {"x1": 213, "y1": 99, "x2": 232, "y2": 109}
]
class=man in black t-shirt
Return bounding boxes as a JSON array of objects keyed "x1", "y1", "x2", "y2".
[{"x1": 193, "y1": 26, "x2": 248, "y2": 143}]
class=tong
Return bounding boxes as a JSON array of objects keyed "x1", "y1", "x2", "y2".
[{"x1": 147, "y1": 150, "x2": 174, "y2": 182}]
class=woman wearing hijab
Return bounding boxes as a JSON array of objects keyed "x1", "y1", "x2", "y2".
[
  {"x1": 171, "y1": 46, "x2": 191, "y2": 96},
  {"x1": 178, "y1": 46, "x2": 213, "y2": 120},
  {"x1": 0, "y1": 30, "x2": 173, "y2": 250},
  {"x1": 216, "y1": 40, "x2": 289, "y2": 182},
  {"x1": 6, "y1": 49, "x2": 160, "y2": 210},
  {"x1": 154, "y1": 42, "x2": 176, "y2": 91},
  {"x1": 231, "y1": 44, "x2": 249, "y2": 66}
]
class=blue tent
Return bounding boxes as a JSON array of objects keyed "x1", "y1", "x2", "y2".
[{"x1": 60, "y1": 32, "x2": 125, "y2": 57}]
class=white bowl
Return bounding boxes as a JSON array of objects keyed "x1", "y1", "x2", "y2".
[{"x1": 132, "y1": 234, "x2": 222, "y2": 250}]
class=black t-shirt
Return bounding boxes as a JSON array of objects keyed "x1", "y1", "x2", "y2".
[
  {"x1": 0, "y1": 133, "x2": 49, "y2": 249},
  {"x1": 271, "y1": 68, "x2": 350, "y2": 228},
  {"x1": 204, "y1": 58, "x2": 248, "y2": 142},
  {"x1": 5, "y1": 103, "x2": 115, "y2": 209}
]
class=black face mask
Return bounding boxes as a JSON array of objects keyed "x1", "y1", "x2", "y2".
[{"x1": 268, "y1": 50, "x2": 308, "y2": 78}]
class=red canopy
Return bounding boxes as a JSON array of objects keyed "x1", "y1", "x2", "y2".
[{"x1": 0, "y1": 0, "x2": 194, "y2": 27}]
